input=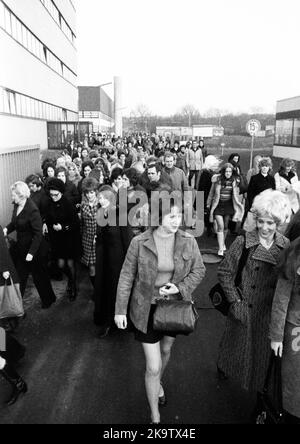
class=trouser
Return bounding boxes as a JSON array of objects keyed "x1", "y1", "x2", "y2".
[
  {"x1": 188, "y1": 170, "x2": 200, "y2": 188},
  {"x1": 14, "y1": 256, "x2": 56, "y2": 306}
]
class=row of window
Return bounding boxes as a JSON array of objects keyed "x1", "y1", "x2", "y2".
[
  {"x1": 0, "y1": 87, "x2": 78, "y2": 122},
  {"x1": 0, "y1": 1, "x2": 77, "y2": 85},
  {"x1": 79, "y1": 111, "x2": 100, "y2": 119},
  {"x1": 40, "y1": 0, "x2": 76, "y2": 45},
  {"x1": 275, "y1": 118, "x2": 300, "y2": 147}
]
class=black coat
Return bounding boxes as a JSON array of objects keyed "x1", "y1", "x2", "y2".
[
  {"x1": 6, "y1": 199, "x2": 47, "y2": 260},
  {"x1": 64, "y1": 180, "x2": 80, "y2": 207},
  {"x1": 94, "y1": 206, "x2": 134, "y2": 326},
  {"x1": 0, "y1": 226, "x2": 19, "y2": 286},
  {"x1": 44, "y1": 195, "x2": 80, "y2": 259},
  {"x1": 247, "y1": 173, "x2": 276, "y2": 209}
]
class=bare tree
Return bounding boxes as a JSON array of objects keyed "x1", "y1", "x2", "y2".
[
  {"x1": 179, "y1": 104, "x2": 199, "y2": 127},
  {"x1": 131, "y1": 104, "x2": 152, "y2": 132}
]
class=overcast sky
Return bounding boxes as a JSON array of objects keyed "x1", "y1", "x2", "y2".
[{"x1": 75, "y1": 0, "x2": 300, "y2": 116}]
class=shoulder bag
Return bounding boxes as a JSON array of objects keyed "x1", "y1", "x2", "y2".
[{"x1": 209, "y1": 235, "x2": 249, "y2": 316}]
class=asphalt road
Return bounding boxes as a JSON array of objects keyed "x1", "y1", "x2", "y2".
[{"x1": 0, "y1": 232, "x2": 256, "y2": 424}]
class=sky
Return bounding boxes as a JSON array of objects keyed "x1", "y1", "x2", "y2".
[{"x1": 75, "y1": 0, "x2": 300, "y2": 116}]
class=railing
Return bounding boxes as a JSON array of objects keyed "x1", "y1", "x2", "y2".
[{"x1": 0, "y1": 145, "x2": 41, "y2": 227}]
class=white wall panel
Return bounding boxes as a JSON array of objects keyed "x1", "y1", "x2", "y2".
[
  {"x1": 0, "y1": 29, "x2": 78, "y2": 111},
  {"x1": 0, "y1": 114, "x2": 48, "y2": 150},
  {"x1": 5, "y1": 0, "x2": 77, "y2": 72}
]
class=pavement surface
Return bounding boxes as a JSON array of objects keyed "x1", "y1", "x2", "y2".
[{"x1": 0, "y1": 230, "x2": 257, "y2": 424}]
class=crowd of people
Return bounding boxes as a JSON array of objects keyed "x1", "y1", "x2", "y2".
[{"x1": 0, "y1": 131, "x2": 300, "y2": 424}]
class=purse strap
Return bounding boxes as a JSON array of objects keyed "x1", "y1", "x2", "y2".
[
  {"x1": 263, "y1": 352, "x2": 283, "y2": 414},
  {"x1": 234, "y1": 234, "x2": 250, "y2": 287}
]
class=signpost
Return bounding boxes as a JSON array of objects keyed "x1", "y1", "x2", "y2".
[{"x1": 246, "y1": 119, "x2": 261, "y2": 169}]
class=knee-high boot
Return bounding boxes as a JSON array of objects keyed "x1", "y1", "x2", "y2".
[
  {"x1": 64, "y1": 266, "x2": 77, "y2": 301},
  {"x1": 0, "y1": 362, "x2": 28, "y2": 406},
  {"x1": 216, "y1": 232, "x2": 224, "y2": 256},
  {"x1": 223, "y1": 230, "x2": 228, "y2": 251}
]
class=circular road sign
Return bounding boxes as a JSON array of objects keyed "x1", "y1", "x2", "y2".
[{"x1": 246, "y1": 119, "x2": 261, "y2": 136}]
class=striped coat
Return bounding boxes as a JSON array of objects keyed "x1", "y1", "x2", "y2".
[
  {"x1": 217, "y1": 230, "x2": 289, "y2": 392},
  {"x1": 80, "y1": 202, "x2": 98, "y2": 266}
]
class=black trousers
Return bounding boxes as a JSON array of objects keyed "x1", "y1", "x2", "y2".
[
  {"x1": 188, "y1": 170, "x2": 200, "y2": 188},
  {"x1": 13, "y1": 255, "x2": 56, "y2": 306}
]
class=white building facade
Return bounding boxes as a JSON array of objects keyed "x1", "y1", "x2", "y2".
[
  {"x1": 273, "y1": 96, "x2": 300, "y2": 161},
  {"x1": 0, "y1": 0, "x2": 78, "y2": 151}
]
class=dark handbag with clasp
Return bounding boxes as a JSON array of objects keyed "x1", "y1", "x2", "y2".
[
  {"x1": 209, "y1": 234, "x2": 249, "y2": 316},
  {"x1": 254, "y1": 353, "x2": 284, "y2": 424},
  {"x1": 153, "y1": 299, "x2": 199, "y2": 333}
]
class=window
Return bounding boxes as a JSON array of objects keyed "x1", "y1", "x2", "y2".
[
  {"x1": 10, "y1": 13, "x2": 17, "y2": 39},
  {"x1": 0, "y1": 2, "x2": 5, "y2": 29},
  {"x1": 292, "y1": 118, "x2": 300, "y2": 146},
  {"x1": 275, "y1": 119, "x2": 293, "y2": 145},
  {"x1": 4, "y1": 6, "x2": 11, "y2": 34}
]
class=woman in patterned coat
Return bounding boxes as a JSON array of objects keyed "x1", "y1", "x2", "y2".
[
  {"x1": 80, "y1": 177, "x2": 99, "y2": 288},
  {"x1": 217, "y1": 189, "x2": 291, "y2": 392}
]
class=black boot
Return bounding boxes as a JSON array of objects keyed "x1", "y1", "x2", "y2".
[
  {"x1": 0, "y1": 362, "x2": 28, "y2": 405},
  {"x1": 66, "y1": 278, "x2": 77, "y2": 301}
]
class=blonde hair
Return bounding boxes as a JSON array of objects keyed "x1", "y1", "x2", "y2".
[
  {"x1": 251, "y1": 189, "x2": 292, "y2": 226},
  {"x1": 11, "y1": 181, "x2": 30, "y2": 199},
  {"x1": 202, "y1": 155, "x2": 222, "y2": 172}
]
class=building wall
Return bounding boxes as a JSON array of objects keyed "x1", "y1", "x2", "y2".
[
  {"x1": 0, "y1": 0, "x2": 78, "y2": 150},
  {"x1": 273, "y1": 145, "x2": 300, "y2": 161},
  {"x1": 277, "y1": 96, "x2": 300, "y2": 113},
  {"x1": 0, "y1": 115, "x2": 47, "y2": 150},
  {"x1": 5, "y1": 0, "x2": 77, "y2": 71}
]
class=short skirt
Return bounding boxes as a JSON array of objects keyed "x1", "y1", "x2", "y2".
[
  {"x1": 133, "y1": 304, "x2": 177, "y2": 344},
  {"x1": 214, "y1": 200, "x2": 234, "y2": 217}
]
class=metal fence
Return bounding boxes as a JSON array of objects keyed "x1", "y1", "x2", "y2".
[{"x1": 0, "y1": 145, "x2": 41, "y2": 227}]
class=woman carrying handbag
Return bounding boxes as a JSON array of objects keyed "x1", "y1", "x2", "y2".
[
  {"x1": 0, "y1": 226, "x2": 27, "y2": 406},
  {"x1": 114, "y1": 197, "x2": 206, "y2": 424}
]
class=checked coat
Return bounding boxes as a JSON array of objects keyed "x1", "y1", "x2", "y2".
[
  {"x1": 80, "y1": 202, "x2": 98, "y2": 266},
  {"x1": 217, "y1": 229, "x2": 289, "y2": 392}
]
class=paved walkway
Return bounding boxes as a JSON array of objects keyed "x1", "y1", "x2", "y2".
[{"x1": 0, "y1": 231, "x2": 256, "y2": 424}]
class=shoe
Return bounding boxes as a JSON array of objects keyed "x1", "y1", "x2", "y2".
[
  {"x1": 98, "y1": 326, "x2": 110, "y2": 338},
  {"x1": 66, "y1": 280, "x2": 77, "y2": 301},
  {"x1": 0, "y1": 363, "x2": 28, "y2": 406},
  {"x1": 158, "y1": 383, "x2": 166, "y2": 406},
  {"x1": 217, "y1": 249, "x2": 224, "y2": 257},
  {"x1": 217, "y1": 366, "x2": 228, "y2": 381},
  {"x1": 41, "y1": 299, "x2": 56, "y2": 309}
]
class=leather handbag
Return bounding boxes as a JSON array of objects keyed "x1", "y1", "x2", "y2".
[
  {"x1": 209, "y1": 234, "x2": 249, "y2": 316},
  {"x1": 254, "y1": 353, "x2": 284, "y2": 424},
  {"x1": 153, "y1": 299, "x2": 199, "y2": 333},
  {"x1": 0, "y1": 278, "x2": 24, "y2": 319}
]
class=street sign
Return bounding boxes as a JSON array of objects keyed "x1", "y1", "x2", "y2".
[{"x1": 246, "y1": 119, "x2": 261, "y2": 136}]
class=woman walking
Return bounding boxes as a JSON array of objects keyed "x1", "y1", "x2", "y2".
[
  {"x1": 208, "y1": 163, "x2": 244, "y2": 256},
  {"x1": 270, "y1": 237, "x2": 300, "y2": 423},
  {"x1": 94, "y1": 185, "x2": 133, "y2": 337},
  {"x1": 80, "y1": 177, "x2": 99, "y2": 288},
  {"x1": 3, "y1": 182, "x2": 56, "y2": 309},
  {"x1": 217, "y1": 189, "x2": 290, "y2": 392},
  {"x1": 44, "y1": 178, "x2": 80, "y2": 301},
  {"x1": 115, "y1": 199, "x2": 206, "y2": 423},
  {"x1": 0, "y1": 227, "x2": 27, "y2": 405},
  {"x1": 274, "y1": 158, "x2": 299, "y2": 214}
]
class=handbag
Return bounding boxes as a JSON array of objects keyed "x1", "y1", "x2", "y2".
[
  {"x1": 153, "y1": 299, "x2": 199, "y2": 333},
  {"x1": 254, "y1": 353, "x2": 284, "y2": 424},
  {"x1": 0, "y1": 278, "x2": 24, "y2": 319},
  {"x1": 209, "y1": 234, "x2": 249, "y2": 316}
]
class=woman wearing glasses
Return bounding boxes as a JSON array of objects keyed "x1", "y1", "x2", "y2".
[{"x1": 44, "y1": 178, "x2": 80, "y2": 301}]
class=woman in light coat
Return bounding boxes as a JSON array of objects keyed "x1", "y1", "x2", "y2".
[
  {"x1": 217, "y1": 190, "x2": 291, "y2": 393},
  {"x1": 274, "y1": 158, "x2": 299, "y2": 214},
  {"x1": 115, "y1": 199, "x2": 205, "y2": 423}
]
